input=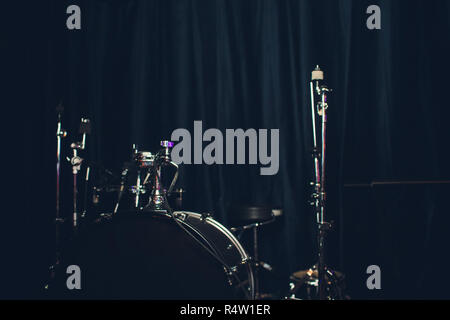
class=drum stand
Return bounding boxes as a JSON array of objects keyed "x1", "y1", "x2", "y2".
[
  {"x1": 144, "y1": 141, "x2": 178, "y2": 213},
  {"x1": 309, "y1": 66, "x2": 334, "y2": 300},
  {"x1": 147, "y1": 166, "x2": 165, "y2": 211}
]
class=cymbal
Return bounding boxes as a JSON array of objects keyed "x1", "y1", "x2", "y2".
[{"x1": 292, "y1": 268, "x2": 344, "y2": 280}]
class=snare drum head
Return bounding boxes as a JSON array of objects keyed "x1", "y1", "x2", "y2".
[{"x1": 63, "y1": 211, "x2": 253, "y2": 299}]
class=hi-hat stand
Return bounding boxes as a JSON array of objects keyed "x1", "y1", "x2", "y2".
[{"x1": 309, "y1": 66, "x2": 334, "y2": 300}]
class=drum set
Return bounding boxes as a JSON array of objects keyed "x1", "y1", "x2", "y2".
[
  {"x1": 52, "y1": 119, "x2": 258, "y2": 298},
  {"x1": 49, "y1": 66, "x2": 348, "y2": 300}
]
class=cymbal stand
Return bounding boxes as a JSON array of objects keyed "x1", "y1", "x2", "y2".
[
  {"x1": 69, "y1": 149, "x2": 82, "y2": 229},
  {"x1": 309, "y1": 66, "x2": 332, "y2": 300},
  {"x1": 69, "y1": 118, "x2": 90, "y2": 230},
  {"x1": 81, "y1": 166, "x2": 90, "y2": 219},
  {"x1": 132, "y1": 145, "x2": 143, "y2": 209},
  {"x1": 52, "y1": 105, "x2": 66, "y2": 279}
]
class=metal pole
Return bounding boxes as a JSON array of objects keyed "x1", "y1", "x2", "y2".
[
  {"x1": 55, "y1": 114, "x2": 66, "y2": 271},
  {"x1": 318, "y1": 102, "x2": 327, "y2": 300},
  {"x1": 253, "y1": 225, "x2": 259, "y2": 299},
  {"x1": 72, "y1": 149, "x2": 79, "y2": 229}
]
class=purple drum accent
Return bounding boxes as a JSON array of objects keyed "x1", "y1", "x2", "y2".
[{"x1": 160, "y1": 140, "x2": 174, "y2": 148}]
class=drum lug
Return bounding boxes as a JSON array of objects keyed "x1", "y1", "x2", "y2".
[
  {"x1": 224, "y1": 266, "x2": 238, "y2": 286},
  {"x1": 200, "y1": 212, "x2": 211, "y2": 222},
  {"x1": 174, "y1": 212, "x2": 187, "y2": 221}
]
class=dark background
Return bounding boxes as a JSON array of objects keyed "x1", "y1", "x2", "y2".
[{"x1": 4, "y1": 0, "x2": 450, "y2": 299}]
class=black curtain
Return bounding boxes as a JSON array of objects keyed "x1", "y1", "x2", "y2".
[{"x1": 6, "y1": 0, "x2": 450, "y2": 299}]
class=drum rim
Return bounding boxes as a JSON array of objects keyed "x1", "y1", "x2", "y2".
[
  {"x1": 173, "y1": 211, "x2": 255, "y2": 299},
  {"x1": 135, "y1": 151, "x2": 155, "y2": 159}
]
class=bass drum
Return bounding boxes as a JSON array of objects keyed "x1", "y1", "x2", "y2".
[{"x1": 64, "y1": 211, "x2": 254, "y2": 299}]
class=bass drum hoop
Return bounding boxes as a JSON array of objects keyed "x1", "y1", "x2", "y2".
[{"x1": 173, "y1": 211, "x2": 255, "y2": 300}]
